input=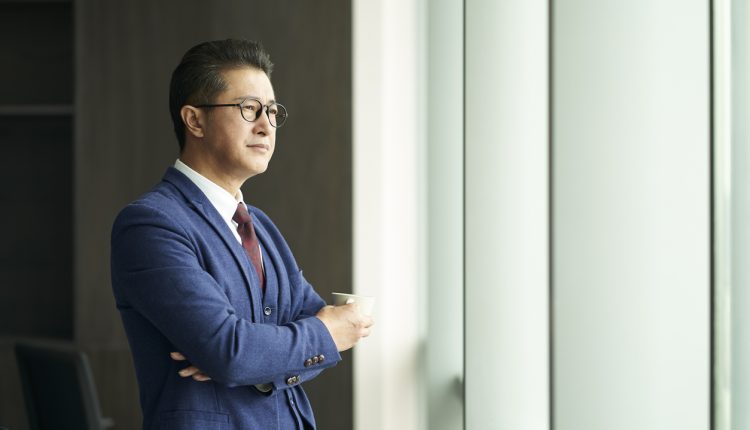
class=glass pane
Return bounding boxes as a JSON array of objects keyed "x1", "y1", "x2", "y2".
[{"x1": 715, "y1": 0, "x2": 750, "y2": 428}]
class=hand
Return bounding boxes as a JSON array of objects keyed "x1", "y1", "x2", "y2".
[
  {"x1": 316, "y1": 303, "x2": 374, "y2": 352},
  {"x1": 170, "y1": 351, "x2": 212, "y2": 382}
]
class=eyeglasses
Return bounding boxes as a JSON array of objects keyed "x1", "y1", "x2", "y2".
[{"x1": 195, "y1": 98, "x2": 288, "y2": 128}]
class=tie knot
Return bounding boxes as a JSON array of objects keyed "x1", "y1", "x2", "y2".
[{"x1": 232, "y1": 203, "x2": 252, "y2": 225}]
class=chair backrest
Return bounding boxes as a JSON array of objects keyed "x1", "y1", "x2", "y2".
[{"x1": 15, "y1": 340, "x2": 105, "y2": 430}]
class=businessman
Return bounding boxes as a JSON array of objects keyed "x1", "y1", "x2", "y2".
[{"x1": 111, "y1": 39, "x2": 372, "y2": 429}]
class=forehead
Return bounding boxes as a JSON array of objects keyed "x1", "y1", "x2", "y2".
[{"x1": 219, "y1": 67, "x2": 275, "y2": 101}]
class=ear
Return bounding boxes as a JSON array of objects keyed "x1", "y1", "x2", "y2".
[{"x1": 181, "y1": 105, "x2": 205, "y2": 139}]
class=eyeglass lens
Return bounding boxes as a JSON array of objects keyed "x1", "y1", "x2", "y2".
[{"x1": 240, "y1": 99, "x2": 288, "y2": 127}]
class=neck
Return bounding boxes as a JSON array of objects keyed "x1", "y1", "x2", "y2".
[{"x1": 179, "y1": 151, "x2": 244, "y2": 197}]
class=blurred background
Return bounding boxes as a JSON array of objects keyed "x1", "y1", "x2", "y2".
[{"x1": 0, "y1": 0, "x2": 747, "y2": 429}]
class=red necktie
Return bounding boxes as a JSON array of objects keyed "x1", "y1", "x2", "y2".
[{"x1": 232, "y1": 203, "x2": 265, "y2": 288}]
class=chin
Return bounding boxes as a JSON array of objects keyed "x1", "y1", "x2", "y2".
[{"x1": 247, "y1": 163, "x2": 269, "y2": 177}]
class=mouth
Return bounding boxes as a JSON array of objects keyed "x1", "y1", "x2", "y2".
[{"x1": 247, "y1": 143, "x2": 270, "y2": 152}]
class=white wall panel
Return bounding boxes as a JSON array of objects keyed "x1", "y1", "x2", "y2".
[
  {"x1": 553, "y1": 1, "x2": 710, "y2": 429},
  {"x1": 353, "y1": 0, "x2": 424, "y2": 429},
  {"x1": 465, "y1": 0, "x2": 550, "y2": 428}
]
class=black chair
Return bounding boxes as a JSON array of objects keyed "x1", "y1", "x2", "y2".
[{"x1": 14, "y1": 340, "x2": 114, "y2": 430}]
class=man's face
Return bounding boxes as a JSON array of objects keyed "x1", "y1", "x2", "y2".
[{"x1": 201, "y1": 67, "x2": 277, "y2": 181}]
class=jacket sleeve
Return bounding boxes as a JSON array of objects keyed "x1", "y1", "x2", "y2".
[
  {"x1": 267, "y1": 272, "x2": 336, "y2": 390},
  {"x1": 111, "y1": 203, "x2": 341, "y2": 389},
  {"x1": 291, "y1": 270, "x2": 330, "y2": 319}
]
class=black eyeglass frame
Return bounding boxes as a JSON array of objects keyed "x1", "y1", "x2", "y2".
[{"x1": 195, "y1": 98, "x2": 288, "y2": 128}]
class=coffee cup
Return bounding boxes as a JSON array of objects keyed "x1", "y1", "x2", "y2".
[{"x1": 331, "y1": 292, "x2": 375, "y2": 316}]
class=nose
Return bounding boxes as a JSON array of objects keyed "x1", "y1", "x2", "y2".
[{"x1": 253, "y1": 107, "x2": 273, "y2": 135}]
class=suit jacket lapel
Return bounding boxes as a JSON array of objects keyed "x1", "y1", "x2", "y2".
[{"x1": 162, "y1": 168, "x2": 262, "y2": 319}]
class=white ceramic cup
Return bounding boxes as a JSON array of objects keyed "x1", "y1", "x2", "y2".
[{"x1": 331, "y1": 292, "x2": 375, "y2": 316}]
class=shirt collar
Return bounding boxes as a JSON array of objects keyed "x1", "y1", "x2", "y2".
[{"x1": 174, "y1": 159, "x2": 244, "y2": 226}]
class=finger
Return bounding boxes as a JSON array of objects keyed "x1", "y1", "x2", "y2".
[
  {"x1": 170, "y1": 351, "x2": 187, "y2": 361},
  {"x1": 178, "y1": 366, "x2": 201, "y2": 377},
  {"x1": 357, "y1": 316, "x2": 374, "y2": 329},
  {"x1": 192, "y1": 373, "x2": 212, "y2": 382}
]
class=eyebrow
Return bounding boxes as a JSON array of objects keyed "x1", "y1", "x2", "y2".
[{"x1": 233, "y1": 95, "x2": 277, "y2": 104}]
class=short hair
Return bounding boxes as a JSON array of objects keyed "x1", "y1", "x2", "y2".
[{"x1": 169, "y1": 39, "x2": 274, "y2": 151}]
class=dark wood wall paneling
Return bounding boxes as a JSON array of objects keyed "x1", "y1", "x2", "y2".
[
  {"x1": 0, "y1": 3, "x2": 74, "y2": 429},
  {"x1": 0, "y1": 3, "x2": 74, "y2": 338},
  {"x1": 75, "y1": 1, "x2": 352, "y2": 430}
]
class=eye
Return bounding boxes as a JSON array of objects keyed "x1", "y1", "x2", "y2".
[
  {"x1": 268, "y1": 105, "x2": 279, "y2": 116},
  {"x1": 242, "y1": 103, "x2": 259, "y2": 113}
]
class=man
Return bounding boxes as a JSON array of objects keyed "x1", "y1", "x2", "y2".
[{"x1": 111, "y1": 39, "x2": 372, "y2": 429}]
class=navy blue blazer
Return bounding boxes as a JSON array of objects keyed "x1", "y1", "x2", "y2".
[{"x1": 111, "y1": 167, "x2": 341, "y2": 429}]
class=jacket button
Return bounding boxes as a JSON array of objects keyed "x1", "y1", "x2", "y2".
[
  {"x1": 287, "y1": 376, "x2": 296, "y2": 385},
  {"x1": 304, "y1": 359, "x2": 313, "y2": 367},
  {"x1": 318, "y1": 354, "x2": 325, "y2": 363},
  {"x1": 264, "y1": 307, "x2": 272, "y2": 316},
  {"x1": 312, "y1": 356, "x2": 319, "y2": 364}
]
